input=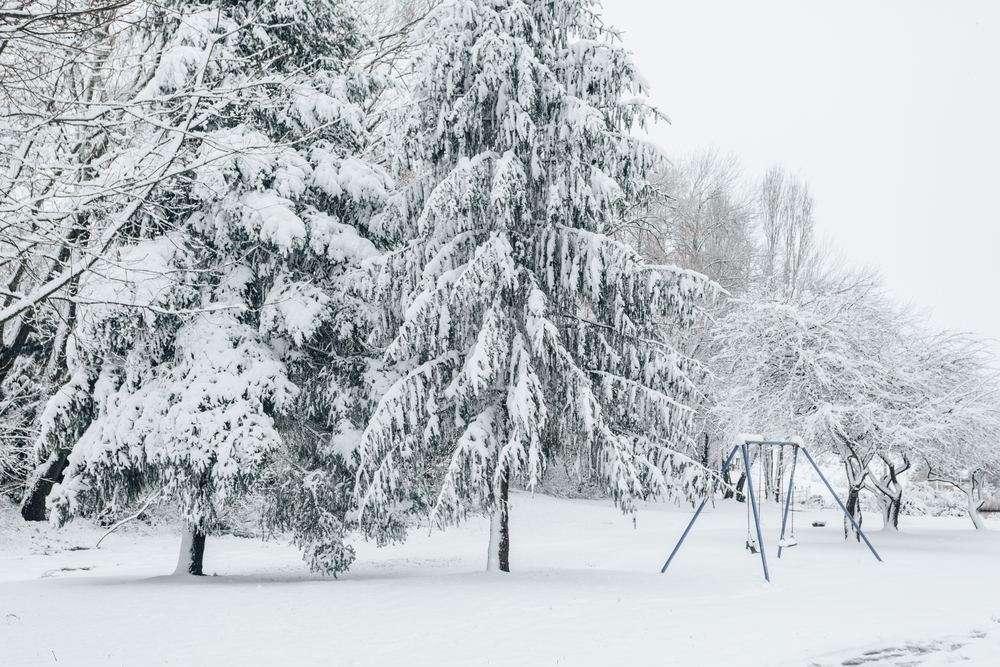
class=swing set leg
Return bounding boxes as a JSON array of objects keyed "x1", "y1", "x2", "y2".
[
  {"x1": 799, "y1": 446, "x2": 882, "y2": 563},
  {"x1": 778, "y1": 446, "x2": 799, "y2": 559},
  {"x1": 661, "y1": 444, "x2": 742, "y2": 574},
  {"x1": 741, "y1": 444, "x2": 769, "y2": 582}
]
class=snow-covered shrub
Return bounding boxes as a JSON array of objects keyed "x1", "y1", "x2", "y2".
[
  {"x1": 528, "y1": 456, "x2": 610, "y2": 501},
  {"x1": 901, "y1": 482, "x2": 968, "y2": 518}
]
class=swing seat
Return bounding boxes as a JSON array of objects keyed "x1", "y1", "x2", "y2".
[
  {"x1": 777, "y1": 537, "x2": 798, "y2": 548},
  {"x1": 745, "y1": 539, "x2": 759, "y2": 554}
]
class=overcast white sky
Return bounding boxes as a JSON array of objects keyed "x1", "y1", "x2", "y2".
[{"x1": 598, "y1": 0, "x2": 1000, "y2": 352}]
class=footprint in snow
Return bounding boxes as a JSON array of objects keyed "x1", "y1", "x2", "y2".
[{"x1": 810, "y1": 626, "x2": 999, "y2": 666}]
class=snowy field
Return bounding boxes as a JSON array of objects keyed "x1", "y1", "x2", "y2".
[{"x1": 3, "y1": 493, "x2": 1000, "y2": 667}]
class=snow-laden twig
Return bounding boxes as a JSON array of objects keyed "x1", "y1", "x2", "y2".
[{"x1": 94, "y1": 491, "x2": 161, "y2": 548}]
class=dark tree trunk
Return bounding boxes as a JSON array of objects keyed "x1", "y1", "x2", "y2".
[
  {"x1": 498, "y1": 471, "x2": 509, "y2": 572},
  {"x1": 487, "y1": 460, "x2": 511, "y2": 572},
  {"x1": 776, "y1": 446, "x2": 785, "y2": 503},
  {"x1": 844, "y1": 486, "x2": 863, "y2": 542},
  {"x1": 870, "y1": 456, "x2": 908, "y2": 531},
  {"x1": 872, "y1": 480, "x2": 903, "y2": 531},
  {"x1": 700, "y1": 432, "x2": 710, "y2": 468},
  {"x1": 886, "y1": 496, "x2": 901, "y2": 530},
  {"x1": 20, "y1": 449, "x2": 70, "y2": 521},
  {"x1": 189, "y1": 530, "x2": 206, "y2": 576},
  {"x1": 735, "y1": 472, "x2": 746, "y2": 503},
  {"x1": 175, "y1": 524, "x2": 207, "y2": 576}
]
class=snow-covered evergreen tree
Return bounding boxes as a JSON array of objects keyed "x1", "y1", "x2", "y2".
[
  {"x1": 37, "y1": 0, "x2": 390, "y2": 575},
  {"x1": 352, "y1": 0, "x2": 711, "y2": 570}
]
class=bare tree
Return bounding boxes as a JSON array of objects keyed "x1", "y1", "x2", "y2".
[
  {"x1": 910, "y1": 333, "x2": 1000, "y2": 529},
  {"x1": 758, "y1": 166, "x2": 818, "y2": 298},
  {"x1": 709, "y1": 277, "x2": 911, "y2": 536},
  {"x1": 627, "y1": 150, "x2": 757, "y2": 294},
  {"x1": 2, "y1": 0, "x2": 151, "y2": 506},
  {"x1": 358, "y1": 0, "x2": 440, "y2": 74}
]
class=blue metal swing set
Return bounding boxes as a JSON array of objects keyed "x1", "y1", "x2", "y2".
[{"x1": 660, "y1": 438, "x2": 882, "y2": 582}]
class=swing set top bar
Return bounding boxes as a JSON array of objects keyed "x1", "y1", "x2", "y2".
[{"x1": 741, "y1": 438, "x2": 803, "y2": 447}]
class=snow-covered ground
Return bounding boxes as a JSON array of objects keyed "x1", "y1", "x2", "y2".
[{"x1": 2, "y1": 493, "x2": 999, "y2": 666}]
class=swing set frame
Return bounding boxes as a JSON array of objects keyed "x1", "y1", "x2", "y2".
[{"x1": 661, "y1": 438, "x2": 882, "y2": 582}]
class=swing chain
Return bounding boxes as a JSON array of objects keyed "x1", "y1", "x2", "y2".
[{"x1": 746, "y1": 449, "x2": 758, "y2": 553}]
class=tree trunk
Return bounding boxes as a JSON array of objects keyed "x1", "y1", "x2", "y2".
[
  {"x1": 880, "y1": 457, "x2": 907, "y2": 531},
  {"x1": 487, "y1": 465, "x2": 510, "y2": 573},
  {"x1": 734, "y1": 472, "x2": 746, "y2": 503},
  {"x1": 838, "y1": 450, "x2": 869, "y2": 541},
  {"x1": 884, "y1": 494, "x2": 901, "y2": 530},
  {"x1": 966, "y1": 494, "x2": 987, "y2": 530},
  {"x1": 762, "y1": 446, "x2": 774, "y2": 503},
  {"x1": 844, "y1": 485, "x2": 863, "y2": 542},
  {"x1": 20, "y1": 449, "x2": 70, "y2": 521},
  {"x1": 722, "y1": 467, "x2": 734, "y2": 500},
  {"x1": 869, "y1": 482, "x2": 902, "y2": 531},
  {"x1": 964, "y1": 473, "x2": 988, "y2": 531},
  {"x1": 174, "y1": 524, "x2": 207, "y2": 576},
  {"x1": 868, "y1": 473, "x2": 904, "y2": 531},
  {"x1": 776, "y1": 446, "x2": 784, "y2": 503}
]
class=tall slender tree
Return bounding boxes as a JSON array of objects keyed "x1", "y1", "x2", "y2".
[{"x1": 351, "y1": 0, "x2": 711, "y2": 571}]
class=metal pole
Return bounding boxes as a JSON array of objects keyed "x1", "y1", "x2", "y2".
[
  {"x1": 661, "y1": 445, "x2": 741, "y2": 573},
  {"x1": 777, "y1": 446, "x2": 799, "y2": 559},
  {"x1": 741, "y1": 444, "x2": 770, "y2": 582},
  {"x1": 799, "y1": 446, "x2": 882, "y2": 563}
]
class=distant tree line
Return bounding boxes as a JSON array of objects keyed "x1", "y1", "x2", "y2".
[{"x1": 624, "y1": 150, "x2": 1000, "y2": 533}]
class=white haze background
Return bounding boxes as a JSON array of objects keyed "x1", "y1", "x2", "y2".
[{"x1": 600, "y1": 0, "x2": 1000, "y2": 354}]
